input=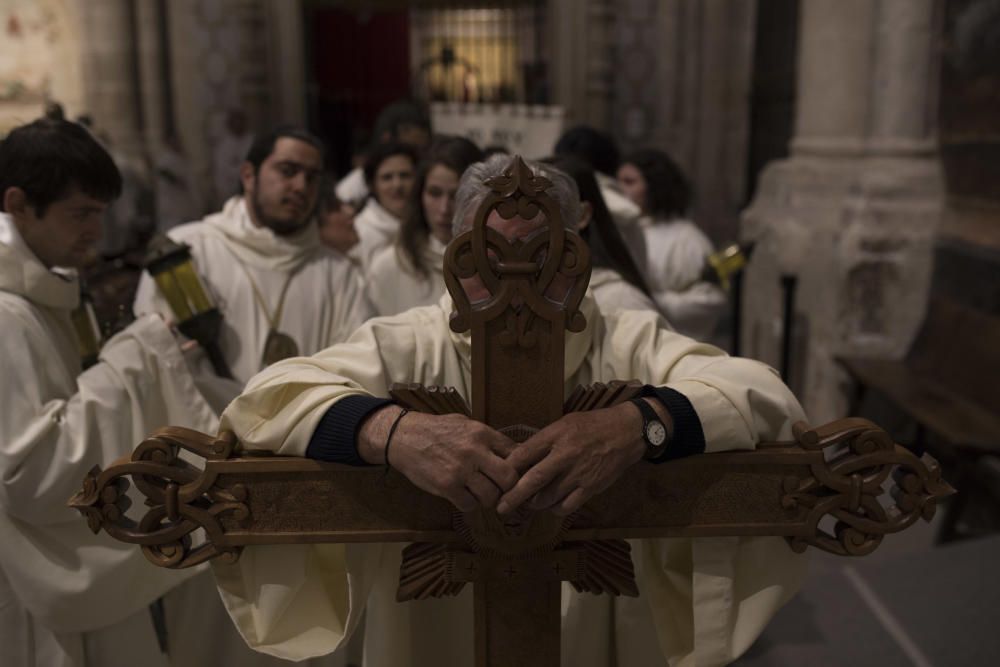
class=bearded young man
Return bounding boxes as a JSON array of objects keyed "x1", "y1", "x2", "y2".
[
  {"x1": 134, "y1": 126, "x2": 374, "y2": 385},
  {"x1": 212, "y1": 156, "x2": 809, "y2": 667},
  {"x1": 133, "y1": 125, "x2": 364, "y2": 667},
  {"x1": 0, "y1": 119, "x2": 221, "y2": 666}
]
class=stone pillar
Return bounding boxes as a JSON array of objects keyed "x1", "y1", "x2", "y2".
[
  {"x1": 741, "y1": 0, "x2": 943, "y2": 422},
  {"x1": 264, "y1": 0, "x2": 307, "y2": 126},
  {"x1": 549, "y1": 0, "x2": 614, "y2": 128},
  {"x1": 166, "y1": 0, "x2": 273, "y2": 209},
  {"x1": 78, "y1": 0, "x2": 145, "y2": 160},
  {"x1": 135, "y1": 0, "x2": 170, "y2": 147},
  {"x1": 792, "y1": 0, "x2": 876, "y2": 157}
]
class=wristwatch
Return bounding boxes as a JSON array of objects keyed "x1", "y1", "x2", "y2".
[{"x1": 629, "y1": 397, "x2": 669, "y2": 461}]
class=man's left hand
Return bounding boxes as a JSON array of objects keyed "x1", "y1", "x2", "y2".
[{"x1": 496, "y1": 401, "x2": 647, "y2": 516}]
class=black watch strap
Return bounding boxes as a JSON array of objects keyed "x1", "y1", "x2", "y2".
[{"x1": 629, "y1": 397, "x2": 670, "y2": 461}]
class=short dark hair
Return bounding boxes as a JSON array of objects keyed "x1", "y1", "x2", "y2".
[
  {"x1": 554, "y1": 126, "x2": 621, "y2": 177},
  {"x1": 243, "y1": 125, "x2": 325, "y2": 172},
  {"x1": 0, "y1": 118, "x2": 122, "y2": 216},
  {"x1": 362, "y1": 141, "x2": 419, "y2": 189},
  {"x1": 620, "y1": 148, "x2": 691, "y2": 219}
]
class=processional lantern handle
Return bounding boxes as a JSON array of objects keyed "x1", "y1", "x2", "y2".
[{"x1": 143, "y1": 235, "x2": 233, "y2": 379}]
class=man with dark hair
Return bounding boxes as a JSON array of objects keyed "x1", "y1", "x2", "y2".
[
  {"x1": 0, "y1": 118, "x2": 220, "y2": 665},
  {"x1": 135, "y1": 125, "x2": 373, "y2": 385},
  {"x1": 335, "y1": 100, "x2": 431, "y2": 205}
]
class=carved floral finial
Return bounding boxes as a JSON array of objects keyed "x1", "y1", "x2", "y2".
[{"x1": 444, "y1": 154, "x2": 591, "y2": 340}]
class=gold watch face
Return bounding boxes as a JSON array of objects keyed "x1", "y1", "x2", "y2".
[{"x1": 646, "y1": 421, "x2": 667, "y2": 447}]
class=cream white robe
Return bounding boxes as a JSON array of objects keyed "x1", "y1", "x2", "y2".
[
  {"x1": 334, "y1": 166, "x2": 368, "y2": 207},
  {"x1": 134, "y1": 197, "x2": 374, "y2": 386},
  {"x1": 596, "y1": 171, "x2": 648, "y2": 278},
  {"x1": 641, "y1": 217, "x2": 727, "y2": 342},
  {"x1": 366, "y1": 236, "x2": 447, "y2": 316},
  {"x1": 214, "y1": 292, "x2": 809, "y2": 666},
  {"x1": 350, "y1": 199, "x2": 403, "y2": 276},
  {"x1": 0, "y1": 213, "x2": 218, "y2": 666},
  {"x1": 589, "y1": 266, "x2": 659, "y2": 319}
]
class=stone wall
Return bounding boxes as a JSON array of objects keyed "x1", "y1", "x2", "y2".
[{"x1": 0, "y1": 0, "x2": 85, "y2": 132}]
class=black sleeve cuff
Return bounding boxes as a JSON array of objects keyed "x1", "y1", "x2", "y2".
[
  {"x1": 306, "y1": 394, "x2": 394, "y2": 466},
  {"x1": 639, "y1": 384, "x2": 706, "y2": 462}
]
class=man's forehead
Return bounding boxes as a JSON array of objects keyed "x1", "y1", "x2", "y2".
[
  {"x1": 56, "y1": 187, "x2": 109, "y2": 210},
  {"x1": 269, "y1": 137, "x2": 322, "y2": 168}
]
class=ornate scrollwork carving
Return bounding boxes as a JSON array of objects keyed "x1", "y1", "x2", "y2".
[
  {"x1": 68, "y1": 427, "x2": 247, "y2": 568},
  {"x1": 444, "y1": 156, "x2": 590, "y2": 341},
  {"x1": 783, "y1": 419, "x2": 953, "y2": 556}
]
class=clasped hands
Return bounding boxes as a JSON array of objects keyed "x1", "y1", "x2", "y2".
[{"x1": 357, "y1": 400, "x2": 668, "y2": 516}]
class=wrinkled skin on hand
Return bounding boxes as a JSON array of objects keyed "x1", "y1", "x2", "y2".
[
  {"x1": 360, "y1": 400, "x2": 657, "y2": 515},
  {"x1": 360, "y1": 408, "x2": 519, "y2": 512},
  {"x1": 496, "y1": 402, "x2": 647, "y2": 516}
]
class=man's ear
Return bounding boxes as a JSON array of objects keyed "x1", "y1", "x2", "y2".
[
  {"x1": 578, "y1": 201, "x2": 593, "y2": 231},
  {"x1": 239, "y1": 161, "x2": 255, "y2": 195},
  {"x1": 2, "y1": 187, "x2": 31, "y2": 219}
]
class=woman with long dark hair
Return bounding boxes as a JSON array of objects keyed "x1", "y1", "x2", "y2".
[
  {"x1": 541, "y1": 155, "x2": 658, "y2": 316},
  {"x1": 367, "y1": 136, "x2": 484, "y2": 315},
  {"x1": 617, "y1": 148, "x2": 725, "y2": 339},
  {"x1": 351, "y1": 142, "x2": 418, "y2": 273}
]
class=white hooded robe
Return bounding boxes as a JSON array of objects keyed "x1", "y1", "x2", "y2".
[
  {"x1": 0, "y1": 213, "x2": 217, "y2": 666},
  {"x1": 134, "y1": 196, "x2": 374, "y2": 386}
]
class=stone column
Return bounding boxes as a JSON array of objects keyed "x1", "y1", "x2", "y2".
[
  {"x1": 166, "y1": 0, "x2": 272, "y2": 209},
  {"x1": 78, "y1": 0, "x2": 145, "y2": 160},
  {"x1": 549, "y1": 0, "x2": 614, "y2": 128},
  {"x1": 792, "y1": 0, "x2": 876, "y2": 157},
  {"x1": 135, "y1": 0, "x2": 170, "y2": 147},
  {"x1": 264, "y1": 0, "x2": 307, "y2": 126},
  {"x1": 741, "y1": 0, "x2": 943, "y2": 422}
]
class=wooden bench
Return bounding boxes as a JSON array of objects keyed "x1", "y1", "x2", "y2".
[
  {"x1": 839, "y1": 295, "x2": 1000, "y2": 454},
  {"x1": 837, "y1": 240, "x2": 1000, "y2": 539}
]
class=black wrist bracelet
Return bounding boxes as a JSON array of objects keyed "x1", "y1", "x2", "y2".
[{"x1": 383, "y1": 408, "x2": 409, "y2": 470}]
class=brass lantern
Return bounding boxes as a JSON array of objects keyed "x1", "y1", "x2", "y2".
[
  {"x1": 143, "y1": 235, "x2": 233, "y2": 378},
  {"x1": 70, "y1": 287, "x2": 102, "y2": 369}
]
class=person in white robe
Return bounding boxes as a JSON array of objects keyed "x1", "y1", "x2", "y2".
[
  {"x1": 367, "y1": 136, "x2": 483, "y2": 316},
  {"x1": 350, "y1": 142, "x2": 418, "y2": 275},
  {"x1": 211, "y1": 156, "x2": 808, "y2": 666},
  {"x1": 335, "y1": 101, "x2": 431, "y2": 206},
  {"x1": 136, "y1": 126, "x2": 368, "y2": 667},
  {"x1": 618, "y1": 149, "x2": 727, "y2": 341},
  {"x1": 135, "y1": 126, "x2": 374, "y2": 386},
  {"x1": 0, "y1": 119, "x2": 220, "y2": 667},
  {"x1": 317, "y1": 175, "x2": 359, "y2": 259}
]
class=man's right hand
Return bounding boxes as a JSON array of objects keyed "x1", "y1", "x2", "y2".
[{"x1": 357, "y1": 407, "x2": 518, "y2": 512}]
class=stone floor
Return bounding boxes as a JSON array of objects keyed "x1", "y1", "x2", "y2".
[{"x1": 735, "y1": 509, "x2": 1000, "y2": 667}]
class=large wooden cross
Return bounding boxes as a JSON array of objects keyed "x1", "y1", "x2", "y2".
[{"x1": 71, "y1": 157, "x2": 953, "y2": 667}]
